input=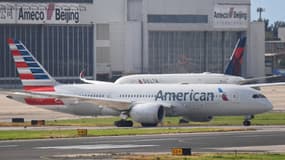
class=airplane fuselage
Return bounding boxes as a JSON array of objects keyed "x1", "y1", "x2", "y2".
[{"x1": 114, "y1": 73, "x2": 245, "y2": 85}]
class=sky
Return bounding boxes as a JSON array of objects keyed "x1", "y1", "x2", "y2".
[{"x1": 251, "y1": 0, "x2": 285, "y2": 24}]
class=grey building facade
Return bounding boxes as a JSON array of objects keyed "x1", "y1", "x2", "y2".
[
  {"x1": 0, "y1": 0, "x2": 95, "y2": 87},
  {"x1": 0, "y1": 0, "x2": 265, "y2": 87}
]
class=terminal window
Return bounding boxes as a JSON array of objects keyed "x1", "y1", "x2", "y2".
[
  {"x1": 148, "y1": 15, "x2": 208, "y2": 23},
  {"x1": 0, "y1": 24, "x2": 94, "y2": 87},
  {"x1": 148, "y1": 31, "x2": 245, "y2": 74}
]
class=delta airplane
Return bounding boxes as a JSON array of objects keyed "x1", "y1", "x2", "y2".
[
  {"x1": 80, "y1": 37, "x2": 279, "y2": 85},
  {"x1": 5, "y1": 39, "x2": 274, "y2": 127}
]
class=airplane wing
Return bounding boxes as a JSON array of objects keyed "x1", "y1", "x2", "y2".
[
  {"x1": 7, "y1": 91, "x2": 132, "y2": 111},
  {"x1": 239, "y1": 75, "x2": 282, "y2": 85},
  {"x1": 6, "y1": 91, "x2": 173, "y2": 111},
  {"x1": 243, "y1": 82, "x2": 285, "y2": 88}
]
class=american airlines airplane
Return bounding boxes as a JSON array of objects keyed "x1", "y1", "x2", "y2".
[
  {"x1": 5, "y1": 39, "x2": 274, "y2": 127},
  {"x1": 80, "y1": 37, "x2": 278, "y2": 85}
]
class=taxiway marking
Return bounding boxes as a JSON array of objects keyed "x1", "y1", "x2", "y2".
[{"x1": 36, "y1": 144, "x2": 159, "y2": 150}]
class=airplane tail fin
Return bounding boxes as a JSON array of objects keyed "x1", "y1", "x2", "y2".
[
  {"x1": 224, "y1": 37, "x2": 247, "y2": 76},
  {"x1": 7, "y1": 38, "x2": 58, "y2": 92}
]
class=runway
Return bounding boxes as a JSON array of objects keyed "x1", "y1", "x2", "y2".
[{"x1": 1, "y1": 126, "x2": 285, "y2": 160}]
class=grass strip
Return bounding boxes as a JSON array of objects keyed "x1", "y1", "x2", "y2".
[
  {"x1": 117, "y1": 153, "x2": 285, "y2": 160},
  {"x1": 47, "y1": 112, "x2": 285, "y2": 127},
  {"x1": 0, "y1": 127, "x2": 252, "y2": 140}
]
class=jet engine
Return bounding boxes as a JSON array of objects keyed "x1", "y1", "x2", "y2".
[
  {"x1": 185, "y1": 116, "x2": 213, "y2": 122},
  {"x1": 129, "y1": 103, "x2": 165, "y2": 127}
]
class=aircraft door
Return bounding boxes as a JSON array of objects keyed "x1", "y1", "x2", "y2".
[{"x1": 231, "y1": 92, "x2": 240, "y2": 103}]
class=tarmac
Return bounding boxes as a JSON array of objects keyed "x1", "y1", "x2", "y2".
[
  {"x1": 1, "y1": 126, "x2": 285, "y2": 159},
  {"x1": 260, "y1": 86, "x2": 285, "y2": 111},
  {"x1": 0, "y1": 92, "x2": 78, "y2": 122}
]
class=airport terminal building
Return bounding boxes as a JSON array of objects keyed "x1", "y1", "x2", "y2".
[{"x1": 0, "y1": 0, "x2": 264, "y2": 87}]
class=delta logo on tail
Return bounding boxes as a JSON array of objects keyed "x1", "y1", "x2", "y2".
[
  {"x1": 225, "y1": 37, "x2": 247, "y2": 76},
  {"x1": 7, "y1": 38, "x2": 56, "y2": 92}
]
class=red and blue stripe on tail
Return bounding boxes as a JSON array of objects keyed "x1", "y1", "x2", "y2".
[
  {"x1": 8, "y1": 38, "x2": 57, "y2": 92},
  {"x1": 225, "y1": 37, "x2": 247, "y2": 76}
]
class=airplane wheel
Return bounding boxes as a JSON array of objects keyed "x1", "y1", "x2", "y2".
[
  {"x1": 141, "y1": 123, "x2": 158, "y2": 127},
  {"x1": 114, "y1": 120, "x2": 133, "y2": 127},
  {"x1": 243, "y1": 120, "x2": 251, "y2": 126},
  {"x1": 179, "y1": 119, "x2": 189, "y2": 124}
]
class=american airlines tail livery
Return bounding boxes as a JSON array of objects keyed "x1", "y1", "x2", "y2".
[{"x1": 6, "y1": 38, "x2": 274, "y2": 127}]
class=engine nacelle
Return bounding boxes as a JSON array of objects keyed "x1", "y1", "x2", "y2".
[
  {"x1": 129, "y1": 103, "x2": 165, "y2": 124},
  {"x1": 185, "y1": 116, "x2": 213, "y2": 122}
]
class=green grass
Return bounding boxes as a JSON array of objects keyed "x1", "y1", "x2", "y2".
[
  {"x1": 45, "y1": 112, "x2": 285, "y2": 127},
  {"x1": 86, "y1": 127, "x2": 250, "y2": 136},
  {"x1": 119, "y1": 153, "x2": 285, "y2": 160},
  {"x1": 210, "y1": 112, "x2": 285, "y2": 126},
  {"x1": 194, "y1": 153, "x2": 285, "y2": 160},
  {"x1": 0, "y1": 127, "x2": 250, "y2": 140},
  {"x1": 1, "y1": 112, "x2": 285, "y2": 127},
  {"x1": 46, "y1": 117, "x2": 122, "y2": 127},
  {"x1": 0, "y1": 130, "x2": 77, "y2": 140}
]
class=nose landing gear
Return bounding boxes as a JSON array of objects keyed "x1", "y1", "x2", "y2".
[{"x1": 243, "y1": 115, "x2": 254, "y2": 126}]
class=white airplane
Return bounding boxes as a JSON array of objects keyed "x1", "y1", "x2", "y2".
[
  {"x1": 80, "y1": 37, "x2": 279, "y2": 85},
  {"x1": 5, "y1": 39, "x2": 275, "y2": 127}
]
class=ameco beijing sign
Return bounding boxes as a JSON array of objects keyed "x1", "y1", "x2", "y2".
[
  {"x1": 0, "y1": 3, "x2": 86, "y2": 24},
  {"x1": 213, "y1": 4, "x2": 249, "y2": 28}
]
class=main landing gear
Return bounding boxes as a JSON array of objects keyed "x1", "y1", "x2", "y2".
[
  {"x1": 141, "y1": 123, "x2": 158, "y2": 127},
  {"x1": 114, "y1": 119, "x2": 133, "y2": 127},
  {"x1": 114, "y1": 112, "x2": 133, "y2": 127},
  {"x1": 179, "y1": 118, "x2": 189, "y2": 124},
  {"x1": 243, "y1": 115, "x2": 254, "y2": 126}
]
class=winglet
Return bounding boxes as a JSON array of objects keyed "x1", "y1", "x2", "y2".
[
  {"x1": 79, "y1": 70, "x2": 113, "y2": 85},
  {"x1": 79, "y1": 70, "x2": 85, "y2": 79},
  {"x1": 272, "y1": 69, "x2": 285, "y2": 77}
]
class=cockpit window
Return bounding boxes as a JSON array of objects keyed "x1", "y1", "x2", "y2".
[{"x1": 252, "y1": 94, "x2": 266, "y2": 99}]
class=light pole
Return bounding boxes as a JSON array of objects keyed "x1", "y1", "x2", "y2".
[{"x1": 257, "y1": 7, "x2": 265, "y2": 21}]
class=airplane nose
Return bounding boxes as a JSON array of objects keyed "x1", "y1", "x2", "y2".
[{"x1": 263, "y1": 99, "x2": 273, "y2": 112}]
